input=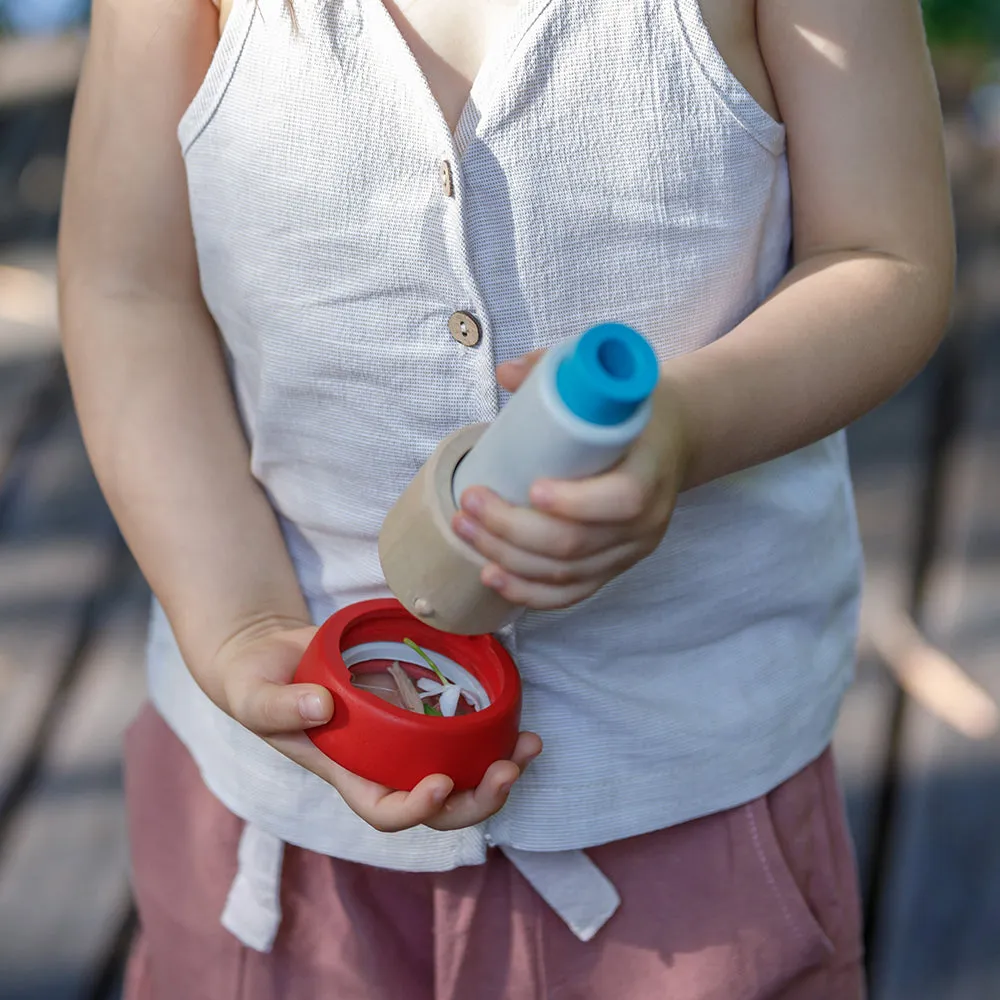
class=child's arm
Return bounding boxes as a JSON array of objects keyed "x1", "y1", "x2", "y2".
[
  {"x1": 659, "y1": 0, "x2": 955, "y2": 488},
  {"x1": 60, "y1": 0, "x2": 538, "y2": 830},
  {"x1": 60, "y1": 0, "x2": 321, "y2": 727},
  {"x1": 457, "y1": 0, "x2": 954, "y2": 609}
]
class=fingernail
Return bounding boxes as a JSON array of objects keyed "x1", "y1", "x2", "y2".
[
  {"x1": 530, "y1": 483, "x2": 554, "y2": 508},
  {"x1": 498, "y1": 782, "x2": 513, "y2": 797},
  {"x1": 454, "y1": 515, "x2": 477, "y2": 541},
  {"x1": 483, "y1": 567, "x2": 506, "y2": 589},
  {"x1": 462, "y1": 492, "x2": 484, "y2": 516},
  {"x1": 432, "y1": 784, "x2": 451, "y2": 806},
  {"x1": 299, "y1": 693, "x2": 328, "y2": 722}
]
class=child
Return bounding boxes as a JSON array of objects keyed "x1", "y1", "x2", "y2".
[{"x1": 58, "y1": 0, "x2": 954, "y2": 995}]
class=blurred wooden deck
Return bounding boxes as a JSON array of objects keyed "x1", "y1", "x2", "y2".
[
  {"x1": 0, "y1": 33, "x2": 998, "y2": 1000},
  {"x1": 0, "y1": 43, "x2": 144, "y2": 1000}
]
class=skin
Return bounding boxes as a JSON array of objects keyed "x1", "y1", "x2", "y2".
[
  {"x1": 455, "y1": 0, "x2": 955, "y2": 610},
  {"x1": 58, "y1": 0, "x2": 953, "y2": 834}
]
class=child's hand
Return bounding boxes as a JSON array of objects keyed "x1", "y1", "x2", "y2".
[
  {"x1": 451, "y1": 350, "x2": 688, "y2": 610},
  {"x1": 204, "y1": 621, "x2": 542, "y2": 833}
]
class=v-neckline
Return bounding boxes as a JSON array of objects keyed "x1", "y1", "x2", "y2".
[{"x1": 361, "y1": 0, "x2": 557, "y2": 160}]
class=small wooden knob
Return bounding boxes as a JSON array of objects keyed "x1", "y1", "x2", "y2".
[{"x1": 378, "y1": 424, "x2": 522, "y2": 635}]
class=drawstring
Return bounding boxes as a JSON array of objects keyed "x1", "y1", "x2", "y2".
[
  {"x1": 221, "y1": 823, "x2": 285, "y2": 952},
  {"x1": 221, "y1": 817, "x2": 620, "y2": 948},
  {"x1": 499, "y1": 846, "x2": 621, "y2": 942}
]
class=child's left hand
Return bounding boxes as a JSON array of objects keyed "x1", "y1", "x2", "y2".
[{"x1": 451, "y1": 351, "x2": 689, "y2": 610}]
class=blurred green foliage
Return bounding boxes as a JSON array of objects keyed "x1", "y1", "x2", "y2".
[{"x1": 923, "y1": 0, "x2": 1000, "y2": 47}]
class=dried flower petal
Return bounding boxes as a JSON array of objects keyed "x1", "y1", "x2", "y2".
[
  {"x1": 416, "y1": 676, "x2": 483, "y2": 713},
  {"x1": 388, "y1": 661, "x2": 424, "y2": 714},
  {"x1": 351, "y1": 672, "x2": 406, "y2": 709},
  {"x1": 439, "y1": 684, "x2": 462, "y2": 718},
  {"x1": 402, "y1": 638, "x2": 449, "y2": 685}
]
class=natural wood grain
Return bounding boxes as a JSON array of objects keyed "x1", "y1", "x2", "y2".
[{"x1": 379, "y1": 422, "x2": 522, "y2": 634}]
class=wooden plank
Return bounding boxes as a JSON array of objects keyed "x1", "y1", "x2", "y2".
[
  {"x1": 0, "y1": 33, "x2": 86, "y2": 110},
  {"x1": 836, "y1": 369, "x2": 933, "y2": 897},
  {"x1": 0, "y1": 567, "x2": 149, "y2": 1000},
  {"x1": 870, "y1": 349, "x2": 1000, "y2": 998},
  {"x1": 0, "y1": 238, "x2": 144, "y2": 997},
  {"x1": 864, "y1": 121, "x2": 1000, "y2": 1000},
  {"x1": 0, "y1": 403, "x2": 119, "y2": 813},
  {"x1": 833, "y1": 652, "x2": 898, "y2": 898}
]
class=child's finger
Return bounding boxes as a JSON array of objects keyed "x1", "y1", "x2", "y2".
[
  {"x1": 337, "y1": 772, "x2": 457, "y2": 834},
  {"x1": 456, "y1": 491, "x2": 626, "y2": 558},
  {"x1": 458, "y1": 519, "x2": 638, "y2": 584},
  {"x1": 270, "y1": 732, "x2": 457, "y2": 834},
  {"x1": 424, "y1": 732, "x2": 543, "y2": 832},
  {"x1": 422, "y1": 766, "x2": 517, "y2": 832},
  {"x1": 528, "y1": 470, "x2": 652, "y2": 524},
  {"x1": 227, "y1": 677, "x2": 334, "y2": 736},
  {"x1": 496, "y1": 349, "x2": 546, "y2": 392},
  {"x1": 478, "y1": 569, "x2": 603, "y2": 611},
  {"x1": 529, "y1": 438, "x2": 665, "y2": 522}
]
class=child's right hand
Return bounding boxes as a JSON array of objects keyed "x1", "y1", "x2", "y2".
[{"x1": 203, "y1": 619, "x2": 543, "y2": 833}]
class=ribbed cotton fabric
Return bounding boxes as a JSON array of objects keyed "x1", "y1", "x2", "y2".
[{"x1": 154, "y1": 0, "x2": 862, "y2": 868}]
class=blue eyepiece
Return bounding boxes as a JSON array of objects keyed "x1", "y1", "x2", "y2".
[{"x1": 555, "y1": 323, "x2": 659, "y2": 426}]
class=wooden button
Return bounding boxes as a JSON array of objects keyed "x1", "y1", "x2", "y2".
[
  {"x1": 448, "y1": 311, "x2": 481, "y2": 346},
  {"x1": 440, "y1": 159, "x2": 454, "y2": 198}
]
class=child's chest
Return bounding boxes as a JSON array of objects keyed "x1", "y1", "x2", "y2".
[
  {"x1": 215, "y1": 0, "x2": 779, "y2": 135},
  {"x1": 213, "y1": 0, "x2": 521, "y2": 136},
  {"x1": 379, "y1": 0, "x2": 525, "y2": 135}
]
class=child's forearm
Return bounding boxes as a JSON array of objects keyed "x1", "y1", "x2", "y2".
[
  {"x1": 663, "y1": 247, "x2": 953, "y2": 491},
  {"x1": 59, "y1": 289, "x2": 311, "y2": 678},
  {"x1": 655, "y1": 0, "x2": 954, "y2": 490},
  {"x1": 55, "y1": 0, "x2": 305, "y2": 684}
]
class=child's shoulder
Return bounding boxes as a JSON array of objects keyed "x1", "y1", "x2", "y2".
[
  {"x1": 697, "y1": 0, "x2": 781, "y2": 124},
  {"x1": 215, "y1": 0, "x2": 229, "y2": 33}
]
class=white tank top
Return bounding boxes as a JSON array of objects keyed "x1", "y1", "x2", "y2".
[{"x1": 151, "y1": 0, "x2": 862, "y2": 945}]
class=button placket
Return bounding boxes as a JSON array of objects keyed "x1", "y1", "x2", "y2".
[
  {"x1": 448, "y1": 310, "x2": 481, "y2": 346},
  {"x1": 437, "y1": 148, "x2": 502, "y2": 423},
  {"x1": 440, "y1": 158, "x2": 454, "y2": 198}
]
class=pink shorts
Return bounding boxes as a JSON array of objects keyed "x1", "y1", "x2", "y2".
[{"x1": 122, "y1": 704, "x2": 865, "y2": 1000}]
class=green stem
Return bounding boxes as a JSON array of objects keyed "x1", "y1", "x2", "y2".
[{"x1": 403, "y1": 637, "x2": 449, "y2": 686}]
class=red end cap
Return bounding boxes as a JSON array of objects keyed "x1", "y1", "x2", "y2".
[{"x1": 294, "y1": 599, "x2": 522, "y2": 791}]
